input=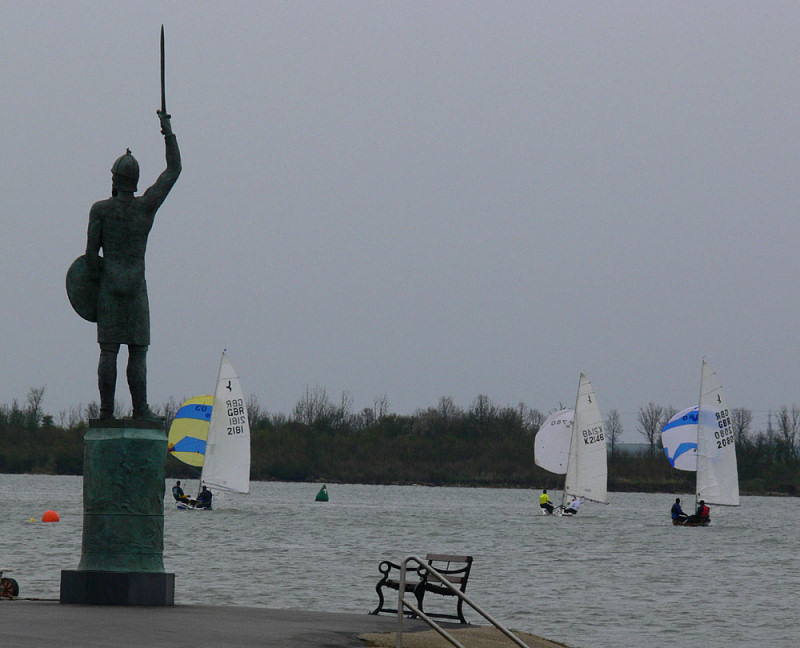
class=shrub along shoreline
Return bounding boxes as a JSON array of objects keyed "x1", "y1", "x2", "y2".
[{"x1": 1, "y1": 390, "x2": 797, "y2": 496}]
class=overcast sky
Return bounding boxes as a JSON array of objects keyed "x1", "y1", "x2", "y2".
[{"x1": 3, "y1": 2, "x2": 800, "y2": 439}]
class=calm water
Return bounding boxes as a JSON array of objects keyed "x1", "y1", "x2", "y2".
[{"x1": 1, "y1": 474, "x2": 797, "y2": 648}]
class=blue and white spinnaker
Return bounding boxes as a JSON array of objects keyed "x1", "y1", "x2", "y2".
[{"x1": 661, "y1": 406, "x2": 699, "y2": 471}]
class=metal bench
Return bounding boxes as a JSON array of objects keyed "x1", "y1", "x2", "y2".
[{"x1": 370, "y1": 553, "x2": 473, "y2": 624}]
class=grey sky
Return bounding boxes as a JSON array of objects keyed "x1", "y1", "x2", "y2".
[{"x1": 3, "y1": 2, "x2": 799, "y2": 439}]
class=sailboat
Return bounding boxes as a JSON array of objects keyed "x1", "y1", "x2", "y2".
[
  {"x1": 534, "y1": 373, "x2": 608, "y2": 514},
  {"x1": 661, "y1": 359, "x2": 739, "y2": 526},
  {"x1": 167, "y1": 351, "x2": 251, "y2": 509}
]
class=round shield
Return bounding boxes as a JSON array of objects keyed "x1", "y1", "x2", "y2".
[{"x1": 66, "y1": 255, "x2": 100, "y2": 322}]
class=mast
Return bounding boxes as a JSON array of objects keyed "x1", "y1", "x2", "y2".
[
  {"x1": 694, "y1": 358, "x2": 704, "y2": 509},
  {"x1": 198, "y1": 350, "x2": 226, "y2": 497},
  {"x1": 562, "y1": 404, "x2": 579, "y2": 508}
]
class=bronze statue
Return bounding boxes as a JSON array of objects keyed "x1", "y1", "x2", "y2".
[
  {"x1": 67, "y1": 27, "x2": 181, "y2": 420},
  {"x1": 87, "y1": 112, "x2": 181, "y2": 419},
  {"x1": 60, "y1": 28, "x2": 177, "y2": 608}
]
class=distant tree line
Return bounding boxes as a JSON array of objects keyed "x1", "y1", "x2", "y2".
[
  {"x1": 1, "y1": 386, "x2": 798, "y2": 495},
  {"x1": 633, "y1": 401, "x2": 800, "y2": 495}
]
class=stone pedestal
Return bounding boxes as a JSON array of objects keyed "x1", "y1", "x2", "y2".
[
  {"x1": 60, "y1": 570, "x2": 175, "y2": 605},
  {"x1": 60, "y1": 418, "x2": 175, "y2": 605}
]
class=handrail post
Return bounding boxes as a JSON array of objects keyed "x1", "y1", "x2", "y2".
[{"x1": 396, "y1": 557, "x2": 408, "y2": 648}]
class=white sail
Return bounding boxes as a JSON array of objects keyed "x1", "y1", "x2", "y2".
[
  {"x1": 661, "y1": 406, "x2": 699, "y2": 471},
  {"x1": 534, "y1": 409, "x2": 574, "y2": 474},
  {"x1": 200, "y1": 352, "x2": 251, "y2": 494},
  {"x1": 563, "y1": 373, "x2": 608, "y2": 505},
  {"x1": 696, "y1": 359, "x2": 739, "y2": 506}
]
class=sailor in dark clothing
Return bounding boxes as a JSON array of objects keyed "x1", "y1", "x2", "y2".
[
  {"x1": 671, "y1": 497, "x2": 688, "y2": 521},
  {"x1": 694, "y1": 500, "x2": 710, "y2": 520},
  {"x1": 685, "y1": 500, "x2": 711, "y2": 524},
  {"x1": 196, "y1": 485, "x2": 213, "y2": 509},
  {"x1": 172, "y1": 481, "x2": 189, "y2": 503}
]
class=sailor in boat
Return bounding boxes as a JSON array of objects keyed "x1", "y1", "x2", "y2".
[
  {"x1": 172, "y1": 481, "x2": 191, "y2": 505},
  {"x1": 684, "y1": 500, "x2": 710, "y2": 525},
  {"x1": 196, "y1": 485, "x2": 213, "y2": 510},
  {"x1": 539, "y1": 489, "x2": 554, "y2": 515},
  {"x1": 670, "y1": 497, "x2": 688, "y2": 523},
  {"x1": 563, "y1": 497, "x2": 584, "y2": 515},
  {"x1": 685, "y1": 500, "x2": 711, "y2": 526}
]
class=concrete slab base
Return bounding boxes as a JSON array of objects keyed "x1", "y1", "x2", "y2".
[{"x1": 59, "y1": 570, "x2": 175, "y2": 606}]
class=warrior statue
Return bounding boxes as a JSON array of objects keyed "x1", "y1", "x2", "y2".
[
  {"x1": 66, "y1": 110, "x2": 181, "y2": 419},
  {"x1": 84, "y1": 112, "x2": 181, "y2": 419},
  {"x1": 88, "y1": 112, "x2": 181, "y2": 419},
  {"x1": 67, "y1": 29, "x2": 180, "y2": 421}
]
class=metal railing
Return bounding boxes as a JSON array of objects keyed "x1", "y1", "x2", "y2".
[{"x1": 395, "y1": 555, "x2": 531, "y2": 648}]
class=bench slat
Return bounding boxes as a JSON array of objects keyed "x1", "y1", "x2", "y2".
[{"x1": 425, "y1": 553, "x2": 471, "y2": 562}]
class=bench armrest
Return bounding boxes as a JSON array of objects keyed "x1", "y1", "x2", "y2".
[{"x1": 377, "y1": 560, "x2": 403, "y2": 577}]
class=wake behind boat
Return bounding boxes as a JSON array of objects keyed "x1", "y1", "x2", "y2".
[
  {"x1": 661, "y1": 359, "x2": 739, "y2": 526},
  {"x1": 167, "y1": 351, "x2": 251, "y2": 510}
]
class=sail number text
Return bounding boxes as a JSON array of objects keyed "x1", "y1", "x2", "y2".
[
  {"x1": 714, "y1": 408, "x2": 734, "y2": 449},
  {"x1": 226, "y1": 398, "x2": 247, "y2": 435},
  {"x1": 581, "y1": 426, "x2": 605, "y2": 445}
]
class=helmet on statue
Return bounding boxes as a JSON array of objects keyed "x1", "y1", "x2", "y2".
[{"x1": 111, "y1": 148, "x2": 139, "y2": 192}]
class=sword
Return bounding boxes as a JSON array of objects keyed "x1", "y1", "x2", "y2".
[{"x1": 160, "y1": 25, "x2": 170, "y2": 117}]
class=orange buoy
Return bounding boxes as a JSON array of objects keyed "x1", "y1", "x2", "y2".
[{"x1": 42, "y1": 510, "x2": 60, "y2": 523}]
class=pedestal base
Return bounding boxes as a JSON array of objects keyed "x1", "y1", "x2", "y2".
[
  {"x1": 79, "y1": 419, "x2": 168, "y2": 573},
  {"x1": 60, "y1": 570, "x2": 174, "y2": 606}
]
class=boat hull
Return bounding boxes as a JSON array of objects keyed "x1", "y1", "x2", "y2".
[
  {"x1": 176, "y1": 503, "x2": 212, "y2": 511},
  {"x1": 672, "y1": 518, "x2": 709, "y2": 527}
]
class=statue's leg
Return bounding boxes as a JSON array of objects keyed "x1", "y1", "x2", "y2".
[
  {"x1": 98, "y1": 343, "x2": 120, "y2": 419},
  {"x1": 128, "y1": 344, "x2": 151, "y2": 418}
]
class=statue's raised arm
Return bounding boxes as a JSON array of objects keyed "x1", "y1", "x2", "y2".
[{"x1": 140, "y1": 111, "x2": 181, "y2": 211}]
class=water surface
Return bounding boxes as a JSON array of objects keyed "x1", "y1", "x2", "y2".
[{"x1": 1, "y1": 475, "x2": 796, "y2": 648}]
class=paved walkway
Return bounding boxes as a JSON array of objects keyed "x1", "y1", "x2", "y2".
[{"x1": 0, "y1": 601, "x2": 435, "y2": 648}]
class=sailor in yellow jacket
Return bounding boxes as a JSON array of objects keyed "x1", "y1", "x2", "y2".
[{"x1": 539, "y1": 489, "x2": 554, "y2": 515}]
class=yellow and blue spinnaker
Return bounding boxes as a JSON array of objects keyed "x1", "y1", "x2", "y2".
[{"x1": 167, "y1": 395, "x2": 214, "y2": 467}]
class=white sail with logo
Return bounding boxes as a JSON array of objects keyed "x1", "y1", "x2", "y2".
[
  {"x1": 696, "y1": 359, "x2": 739, "y2": 506},
  {"x1": 563, "y1": 373, "x2": 608, "y2": 506},
  {"x1": 200, "y1": 352, "x2": 251, "y2": 495},
  {"x1": 534, "y1": 409, "x2": 574, "y2": 474}
]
